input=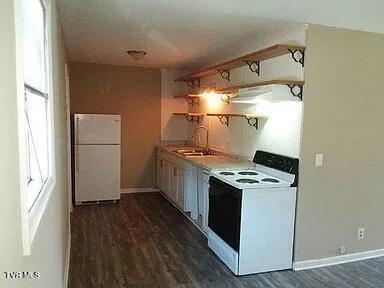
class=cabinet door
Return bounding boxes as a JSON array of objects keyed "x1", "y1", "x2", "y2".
[
  {"x1": 169, "y1": 164, "x2": 178, "y2": 203},
  {"x1": 177, "y1": 169, "x2": 185, "y2": 210},
  {"x1": 202, "y1": 170, "x2": 210, "y2": 233},
  {"x1": 197, "y1": 169, "x2": 204, "y2": 218},
  {"x1": 202, "y1": 181, "x2": 210, "y2": 232},
  {"x1": 185, "y1": 163, "x2": 198, "y2": 219},
  {"x1": 163, "y1": 161, "x2": 171, "y2": 197},
  {"x1": 157, "y1": 158, "x2": 163, "y2": 191}
]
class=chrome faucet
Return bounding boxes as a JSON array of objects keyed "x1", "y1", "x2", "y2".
[{"x1": 191, "y1": 125, "x2": 209, "y2": 152}]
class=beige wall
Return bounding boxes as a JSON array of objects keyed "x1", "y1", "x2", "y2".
[
  {"x1": 295, "y1": 25, "x2": 384, "y2": 261},
  {"x1": 161, "y1": 69, "x2": 189, "y2": 141},
  {"x1": 70, "y1": 63, "x2": 161, "y2": 189},
  {"x1": 0, "y1": 0, "x2": 70, "y2": 287}
]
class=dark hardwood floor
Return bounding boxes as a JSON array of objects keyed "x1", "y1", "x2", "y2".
[{"x1": 69, "y1": 193, "x2": 384, "y2": 288}]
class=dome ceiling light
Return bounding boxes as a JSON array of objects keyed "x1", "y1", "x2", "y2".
[{"x1": 126, "y1": 50, "x2": 147, "y2": 61}]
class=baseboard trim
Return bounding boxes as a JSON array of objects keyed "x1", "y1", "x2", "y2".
[
  {"x1": 63, "y1": 229, "x2": 71, "y2": 288},
  {"x1": 293, "y1": 248, "x2": 384, "y2": 271},
  {"x1": 120, "y1": 188, "x2": 160, "y2": 194}
]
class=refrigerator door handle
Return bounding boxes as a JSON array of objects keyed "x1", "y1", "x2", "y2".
[
  {"x1": 75, "y1": 116, "x2": 79, "y2": 145},
  {"x1": 75, "y1": 116, "x2": 80, "y2": 171},
  {"x1": 76, "y1": 145, "x2": 79, "y2": 171}
]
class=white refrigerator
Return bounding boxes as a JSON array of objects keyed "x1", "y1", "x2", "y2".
[{"x1": 74, "y1": 114, "x2": 121, "y2": 204}]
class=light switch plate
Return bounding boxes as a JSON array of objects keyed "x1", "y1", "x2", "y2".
[{"x1": 315, "y1": 154, "x2": 323, "y2": 167}]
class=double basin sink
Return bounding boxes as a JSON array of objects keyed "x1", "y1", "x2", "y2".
[{"x1": 175, "y1": 148, "x2": 216, "y2": 157}]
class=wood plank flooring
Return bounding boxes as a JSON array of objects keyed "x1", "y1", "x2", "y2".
[{"x1": 69, "y1": 193, "x2": 384, "y2": 288}]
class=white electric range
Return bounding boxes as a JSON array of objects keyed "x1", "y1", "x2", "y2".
[{"x1": 207, "y1": 150, "x2": 299, "y2": 275}]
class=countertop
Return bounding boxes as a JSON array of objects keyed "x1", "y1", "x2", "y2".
[{"x1": 158, "y1": 144, "x2": 253, "y2": 171}]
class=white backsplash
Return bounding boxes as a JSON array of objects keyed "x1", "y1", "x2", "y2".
[{"x1": 242, "y1": 101, "x2": 303, "y2": 158}]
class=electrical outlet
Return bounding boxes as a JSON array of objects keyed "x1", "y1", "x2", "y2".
[
  {"x1": 339, "y1": 246, "x2": 347, "y2": 255},
  {"x1": 358, "y1": 227, "x2": 365, "y2": 240},
  {"x1": 315, "y1": 153, "x2": 323, "y2": 167}
]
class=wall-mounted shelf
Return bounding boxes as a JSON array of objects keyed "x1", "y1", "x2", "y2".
[
  {"x1": 175, "y1": 44, "x2": 306, "y2": 84},
  {"x1": 173, "y1": 113, "x2": 204, "y2": 124},
  {"x1": 217, "y1": 79, "x2": 305, "y2": 100},
  {"x1": 174, "y1": 94, "x2": 201, "y2": 106},
  {"x1": 206, "y1": 113, "x2": 268, "y2": 129}
]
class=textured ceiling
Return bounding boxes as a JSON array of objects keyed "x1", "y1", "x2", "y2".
[{"x1": 58, "y1": 0, "x2": 384, "y2": 69}]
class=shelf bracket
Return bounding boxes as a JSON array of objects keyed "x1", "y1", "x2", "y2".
[
  {"x1": 185, "y1": 115, "x2": 200, "y2": 125},
  {"x1": 245, "y1": 61, "x2": 260, "y2": 75},
  {"x1": 185, "y1": 78, "x2": 201, "y2": 90},
  {"x1": 186, "y1": 96, "x2": 200, "y2": 106},
  {"x1": 217, "y1": 69, "x2": 230, "y2": 81},
  {"x1": 288, "y1": 49, "x2": 305, "y2": 67},
  {"x1": 202, "y1": 83, "x2": 217, "y2": 92},
  {"x1": 220, "y1": 94, "x2": 231, "y2": 104},
  {"x1": 217, "y1": 115, "x2": 229, "y2": 127},
  {"x1": 244, "y1": 116, "x2": 258, "y2": 129},
  {"x1": 287, "y1": 84, "x2": 303, "y2": 100}
]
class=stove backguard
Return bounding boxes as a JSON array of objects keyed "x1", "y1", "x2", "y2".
[{"x1": 253, "y1": 150, "x2": 299, "y2": 187}]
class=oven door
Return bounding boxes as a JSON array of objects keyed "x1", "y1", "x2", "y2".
[{"x1": 208, "y1": 177, "x2": 242, "y2": 252}]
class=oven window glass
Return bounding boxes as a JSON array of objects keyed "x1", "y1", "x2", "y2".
[{"x1": 208, "y1": 177, "x2": 242, "y2": 251}]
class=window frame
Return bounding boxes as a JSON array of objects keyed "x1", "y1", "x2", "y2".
[
  {"x1": 24, "y1": 83, "x2": 50, "y2": 210},
  {"x1": 15, "y1": 0, "x2": 56, "y2": 255}
]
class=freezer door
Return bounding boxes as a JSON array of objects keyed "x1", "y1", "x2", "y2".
[
  {"x1": 75, "y1": 144, "x2": 121, "y2": 202},
  {"x1": 75, "y1": 114, "x2": 121, "y2": 144}
]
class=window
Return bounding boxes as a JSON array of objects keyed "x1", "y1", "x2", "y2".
[{"x1": 21, "y1": 0, "x2": 51, "y2": 211}]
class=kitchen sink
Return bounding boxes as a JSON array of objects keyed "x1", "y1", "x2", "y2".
[{"x1": 175, "y1": 149, "x2": 216, "y2": 157}]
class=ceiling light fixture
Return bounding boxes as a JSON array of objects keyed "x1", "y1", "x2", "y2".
[{"x1": 126, "y1": 50, "x2": 147, "y2": 61}]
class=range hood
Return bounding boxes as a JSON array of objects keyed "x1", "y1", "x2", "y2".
[{"x1": 230, "y1": 85, "x2": 299, "y2": 104}]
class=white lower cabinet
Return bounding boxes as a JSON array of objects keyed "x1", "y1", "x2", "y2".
[
  {"x1": 197, "y1": 168, "x2": 210, "y2": 233},
  {"x1": 162, "y1": 160, "x2": 171, "y2": 198},
  {"x1": 157, "y1": 158, "x2": 164, "y2": 191},
  {"x1": 169, "y1": 164, "x2": 178, "y2": 203},
  {"x1": 184, "y1": 163, "x2": 198, "y2": 219},
  {"x1": 202, "y1": 179, "x2": 210, "y2": 232},
  {"x1": 176, "y1": 168, "x2": 185, "y2": 209},
  {"x1": 157, "y1": 149, "x2": 200, "y2": 220},
  {"x1": 157, "y1": 153, "x2": 187, "y2": 211}
]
